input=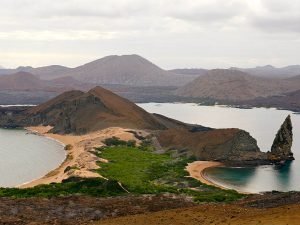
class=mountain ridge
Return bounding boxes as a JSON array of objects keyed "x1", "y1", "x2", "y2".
[
  {"x1": 230, "y1": 65, "x2": 300, "y2": 78},
  {"x1": 0, "y1": 55, "x2": 195, "y2": 87}
]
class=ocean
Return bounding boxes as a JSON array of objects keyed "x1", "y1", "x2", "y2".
[{"x1": 0, "y1": 128, "x2": 65, "y2": 187}]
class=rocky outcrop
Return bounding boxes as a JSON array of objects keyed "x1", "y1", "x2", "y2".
[
  {"x1": 268, "y1": 115, "x2": 294, "y2": 162},
  {"x1": 156, "y1": 128, "x2": 268, "y2": 164}
]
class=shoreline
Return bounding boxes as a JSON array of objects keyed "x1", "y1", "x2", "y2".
[
  {"x1": 20, "y1": 126, "x2": 144, "y2": 188},
  {"x1": 18, "y1": 128, "x2": 68, "y2": 188},
  {"x1": 186, "y1": 161, "x2": 251, "y2": 194},
  {"x1": 186, "y1": 161, "x2": 224, "y2": 188}
]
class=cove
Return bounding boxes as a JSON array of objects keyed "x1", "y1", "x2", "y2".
[
  {"x1": 138, "y1": 103, "x2": 300, "y2": 193},
  {"x1": 0, "y1": 128, "x2": 65, "y2": 187}
]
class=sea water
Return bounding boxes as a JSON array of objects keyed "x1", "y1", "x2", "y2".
[
  {"x1": 138, "y1": 103, "x2": 300, "y2": 193},
  {"x1": 0, "y1": 129, "x2": 65, "y2": 187}
]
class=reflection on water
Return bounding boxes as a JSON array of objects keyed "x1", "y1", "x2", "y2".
[
  {"x1": 138, "y1": 103, "x2": 300, "y2": 192},
  {"x1": 206, "y1": 162, "x2": 294, "y2": 193},
  {"x1": 276, "y1": 161, "x2": 293, "y2": 188}
]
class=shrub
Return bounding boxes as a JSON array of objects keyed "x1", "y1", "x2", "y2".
[
  {"x1": 64, "y1": 144, "x2": 73, "y2": 150},
  {"x1": 102, "y1": 137, "x2": 136, "y2": 147}
]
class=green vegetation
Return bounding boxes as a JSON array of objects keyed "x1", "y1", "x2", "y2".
[
  {"x1": 0, "y1": 178, "x2": 126, "y2": 198},
  {"x1": 0, "y1": 139, "x2": 243, "y2": 202},
  {"x1": 96, "y1": 146, "x2": 244, "y2": 202},
  {"x1": 102, "y1": 136, "x2": 136, "y2": 147}
]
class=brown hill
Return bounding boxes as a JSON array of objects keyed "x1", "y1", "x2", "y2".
[
  {"x1": 25, "y1": 86, "x2": 166, "y2": 133},
  {"x1": 177, "y1": 69, "x2": 300, "y2": 101}
]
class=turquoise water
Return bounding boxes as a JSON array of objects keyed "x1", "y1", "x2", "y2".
[
  {"x1": 0, "y1": 129, "x2": 65, "y2": 187},
  {"x1": 138, "y1": 103, "x2": 300, "y2": 193}
]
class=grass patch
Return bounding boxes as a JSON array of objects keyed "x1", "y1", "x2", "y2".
[{"x1": 96, "y1": 146, "x2": 244, "y2": 202}]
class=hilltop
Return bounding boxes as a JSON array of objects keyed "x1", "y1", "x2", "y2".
[
  {"x1": 0, "y1": 55, "x2": 195, "y2": 87},
  {"x1": 176, "y1": 69, "x2": 300, "y2": 101},
  {"x1": 25, "y1": 86, "x2": 166, "y2": 133}
]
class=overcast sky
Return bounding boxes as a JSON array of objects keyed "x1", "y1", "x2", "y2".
[{"x1": 0, "y1": 0, "x2": 299, "y2": 69}]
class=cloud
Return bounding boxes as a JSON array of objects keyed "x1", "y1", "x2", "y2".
[
  {"x1": 0, "y1": 30, "x2": 118, "y2": 41},
  {"x1": 248, "y1": 0, "x2": 300, "y2": 33},
  {"x1": 165, "y1": 0, "x2": 246, "y2": 25},
  {"x1": 0, "y1": 0, "x2": 299, "y2": 68}
]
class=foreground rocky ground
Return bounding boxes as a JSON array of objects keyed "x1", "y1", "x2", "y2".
[
  {"x1": 1, "y1": 192, "x2": 300, "y2": 224},
  {"x1": 0, "y1": 194, "x2": 194, "y2": 224}
]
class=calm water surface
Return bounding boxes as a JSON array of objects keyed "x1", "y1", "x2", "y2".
[
  {"x1": 0, "y1": 129, "x2": 65, "y2": 187},
  {"x1": 138, "y1": 103, "x2": 300, "y2": 193}
]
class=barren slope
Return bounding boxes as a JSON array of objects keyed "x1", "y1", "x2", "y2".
[{"x1": 25, "y1": 86, "x2": 166, "y2": 133}]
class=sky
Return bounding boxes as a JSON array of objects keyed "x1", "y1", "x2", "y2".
[{"x1": 0, "y1": 0, "x2": 299, "y2": 69}]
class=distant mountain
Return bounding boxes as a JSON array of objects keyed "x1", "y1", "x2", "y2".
[
  {"x1": 169, "y1": 68, "x2": 207, "y2": 77},
  {"x1": 177, "y1": 69, "x2": 300, "y2": 101},
  {"x1": 57, "y1": 55, "x2": 194, "y2": 86},
  {"x1": 230, "y1": 65, "x2": 300, "y2": 79},
  {"x1": 0, "y1": 65, "x2": 69, "y2": 76},
  {"x1": 19, "y1": 65, "x2": 70, "y2": 78},
  {"x1": 244, "y1": 89, "x2": 300, "y2": 112},
  {"x1": 0, "y1": 55, "x2": 195, "y2": 87},
  {"x1": 0, "y1": 72, "x2": 93, "y2": 92},
  {"x1": 0, "y1": 72, "x2": 49, "y2": 90}
]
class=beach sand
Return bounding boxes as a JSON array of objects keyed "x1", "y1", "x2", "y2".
[
  {"x1": 186, "y1": 161, "x2": 223, "y2": 187},
  {"x1": 21, "y1": 126, "x2": 147, "y2": 188}
]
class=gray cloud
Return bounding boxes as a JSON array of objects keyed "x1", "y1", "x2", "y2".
[
  {"x1": 248, "y1": 0, "x2": 300, "y2": 33},
  {"x1": 252, "y1": 16, "x2": 300, "y2": 33},
  {"x1": 0, "y1": 0, "x2": 299, "y2": 68}
]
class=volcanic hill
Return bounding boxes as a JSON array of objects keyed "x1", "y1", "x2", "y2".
[
  {"x1": 24, "y1": 86, "x2": 166, "y2": 133},
  {"x1": 0, "y1": 55, "x2": 195, "y2": 87}
]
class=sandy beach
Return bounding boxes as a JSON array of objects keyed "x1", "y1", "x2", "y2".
[
  {"x1": 186, "y1": 161, "x2": 224, "y2": 187},
  {"x1": 21, "y1": 126, "x2": 146, "y2": 188}
]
